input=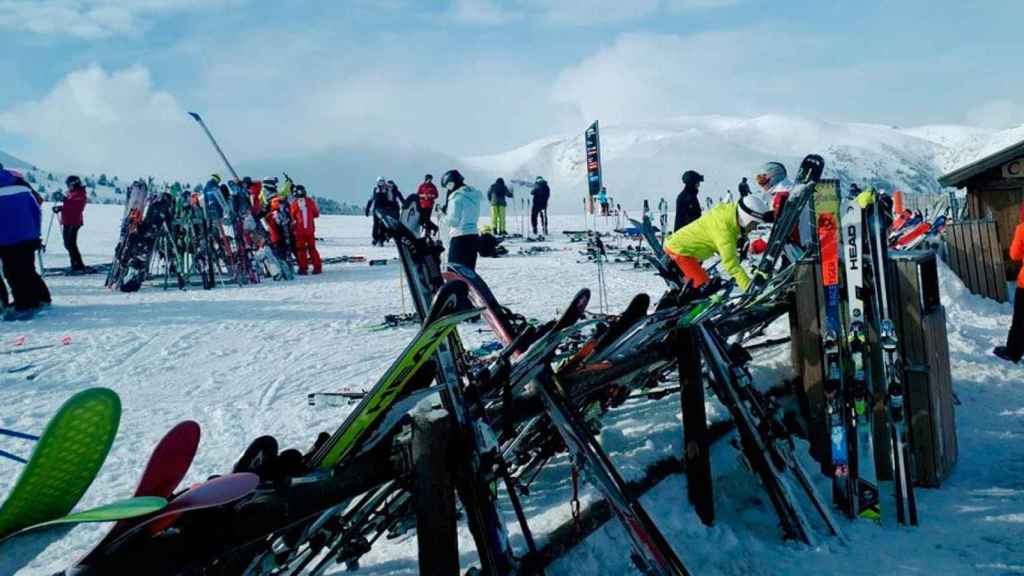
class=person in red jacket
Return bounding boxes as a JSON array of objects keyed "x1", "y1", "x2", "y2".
[
  {"x1": 416, "y1": 174, "x2": 439, "y2": 237},
  {"x1": 288, "y1": 184, "x2": 322, "y2": 275},
  {"x1": 995, "y1": 203, "x2": 1024, "y2": 363},
  {"x1": 53, "y1": 175, "x2": 88, "y2": 272}
]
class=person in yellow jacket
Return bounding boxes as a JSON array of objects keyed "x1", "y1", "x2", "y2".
[
  {"x1": 663, "y1": 194, "x2": 772, "y2": 292},
  {"x1": 995, "y1": 203, "x2": 1024, "y2": 363}
]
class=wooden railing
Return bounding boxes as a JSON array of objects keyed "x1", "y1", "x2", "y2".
[{"x1": 943, "y1": 219, "x2": 1008, "y2": 302}]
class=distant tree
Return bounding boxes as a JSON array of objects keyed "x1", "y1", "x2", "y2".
[
  {"x1": 25, "y1": 172, "x2": 36, "y2": 183},
  {"x1": 89, "y1": 189, "x2": 97, "y2": 199},
  {"x1": 98, "y1": 173, "x2": 108, "y2": 186},
  {"x1": 47, "y1": 173, "x2": 55, "y2": 182},
  {"x1": 115, "y1": 187, "x2": 123, "y2": 195}
]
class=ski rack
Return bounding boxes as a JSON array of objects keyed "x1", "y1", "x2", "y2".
[{"x1": 696, "y1": 322, "x2": 845, "y2": 546}]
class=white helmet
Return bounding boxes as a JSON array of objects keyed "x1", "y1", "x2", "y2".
[{"x1": 737, "y1": 194, "x2": 771, "y2": 228}]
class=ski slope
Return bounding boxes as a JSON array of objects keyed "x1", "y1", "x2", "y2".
[{"x1": 1, "y1": 204, "x2": 1023, "y2": 575}]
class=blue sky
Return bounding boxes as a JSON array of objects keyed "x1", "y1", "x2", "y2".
[{"x1": 0, "y1": 0, "x2": 1022, "y2": 180}]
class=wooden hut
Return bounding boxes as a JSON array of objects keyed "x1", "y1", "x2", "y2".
[{"x1": 939, "y1": 137, "x2": 1024, "y2": 279}]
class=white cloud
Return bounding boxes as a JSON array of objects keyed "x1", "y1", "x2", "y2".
[
  {"x1": 0, "y1": 0, "x2": 240, "y2": 39},
  {"x1": 966, "y1": 99, "x2": 1024, "y2": 130},
  {"x1": 0, "y1": 65, "x2": 212, "y2": 178},
  {"x1": 445, "y1": 0, "x2": 738, "y2": 26}
]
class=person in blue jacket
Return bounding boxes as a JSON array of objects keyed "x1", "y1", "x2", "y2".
[{"x1": 0, "y1": 164, "x2": 51, "y2": 320}]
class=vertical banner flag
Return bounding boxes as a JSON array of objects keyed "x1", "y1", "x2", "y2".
[{"x1": 585, "y1": 121, "x2": 602, "y2": 200}]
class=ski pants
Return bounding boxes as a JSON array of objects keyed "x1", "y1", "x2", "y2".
[
  {"x1": 664, "y1": 246, "x2": 709, "y2": 289},
  {"x1": 62, "y1": 224, "x2": 86, "y2": 270},
  {"x1": 448, "y1": 234, "x2": 479, "y2": 310},
  {"x1": 531, "y1": 205, "x2": 548, "y2": 235},
  {"x1": 293, "y1": 233, "x2": 322, "y2": 275},
  {"x1": 491, "y1": 205, "x2": 507, "y2": 235},
  {"x1": 1006, "y1": 286, "x2": 1024, "y2": 360},
  {"x1": 0, "y1": 240, "x2": 51, "y2": 311},
  {"x1": 371, "y1": 216, "x2": 386, "y2": 245},
  {"x1": 419, "y1": 205, "x2": 438, "y2": 237}
]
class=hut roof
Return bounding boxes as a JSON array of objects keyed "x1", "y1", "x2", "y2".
[{"x1": 939, "y1": 136, "x2": 1024, "y2": 188}]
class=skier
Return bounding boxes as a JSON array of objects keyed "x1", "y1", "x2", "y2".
[
  {"x1": 416, "y1": 174, "x2": 440, "y2": 237},
  {"x1": 365, "y1": 177, "x2": 392, "y2": 246},
  {"x1": 0, "y1": 166, "x2": 51, "y2": 320},
  {"x1": 663, "y1": 195, "x2": 772, "y2": 294},
  {"x1": 674, "y1": 170, "x2": 704, "y2": 231},
  {"x1": 52, "y1": 175, "x2": 89, "y2": 273},
  {"x1": 487, "y1": 177, "x2": 513, "y2": 235},
  {"x1": 755, "y1": 161, "x2": 807, "y2": 244},
  {"x1": 738, "y1": 177, "x2": 752, "y2": 198},
  {"x1": 289, "y1": 184, "x2": 322, "y2": 275},
  {"x1": 995, "y1": 204, "x2": 1024, "y2": 363},
  {"x1": 598, "y1": 186, "x2": 610, "y2": 215},
  {"x1": 441, "y1": 169, "x2": 481, "y2": 273},
  {"x1": 530, "y1": 176, "x2": 550, "y2": 236}
]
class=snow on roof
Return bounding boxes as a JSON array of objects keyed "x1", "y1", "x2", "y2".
[{"x1": 939, "y1": 126, "x2": 1024, "y2": 188}]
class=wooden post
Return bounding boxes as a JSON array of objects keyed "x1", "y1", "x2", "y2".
[
  {"x1": 678, "y1": 326, "x2": 714, "y2": 526},
  {"x1": 412, "y1": 408, "x2": 458, "y2": 576}
]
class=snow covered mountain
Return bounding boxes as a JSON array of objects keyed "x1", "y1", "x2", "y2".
[
  {"x1": 462, "y1": 115, "x2": 1024, "y2": 212},
  {"x1": 0, "y1": 150, "x2": 35, "y2": 171}
]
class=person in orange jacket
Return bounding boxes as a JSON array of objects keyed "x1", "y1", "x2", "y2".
[
  {"x1": 288, "y1": 184, "x2": 322, "y2": 275},
  {"x1": 995, "y1": 203, "x2": 1024, "y2": 363}
]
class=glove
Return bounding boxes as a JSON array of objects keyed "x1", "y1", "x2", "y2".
[
  {"x1": 52, "y1": 206, "x2": 62, "y2": 214},
  {"x1": 856, "y1": 189, "x2": 875, "y2": 209}
]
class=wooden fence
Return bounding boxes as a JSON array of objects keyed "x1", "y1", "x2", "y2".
[{"x1": 943, "y1": 219, "x2": 1009, "y2": 303}]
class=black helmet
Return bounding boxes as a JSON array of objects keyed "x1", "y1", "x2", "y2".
[
  {"x1": 424, "y1": 174, "x2": 433, "y2": 182},
  {"x1": 66, "y1": 175, "x2": 82, "y2": 188},
  {"x1": 681, "y1": 170, "x2": 704, "y2": 186},
  {"x1": 294, "y1": 184, "x2": 307, "y2": 197},
  {"x1": 441, "y1": 169, "x2": 464, "y2": 191}
]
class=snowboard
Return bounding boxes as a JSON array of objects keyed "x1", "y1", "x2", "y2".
[
  {"x1": 0, "y1": 388, "x2": 121, "y2": 539},
  {"x1": 0, "y1": 497, "x2": 167, "y2": 543}
]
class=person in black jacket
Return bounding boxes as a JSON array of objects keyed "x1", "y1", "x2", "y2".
[
  {"x1": 738, "y1": 177, "x2": 751, "y2": 198},
  {"x1": 674, "y1": 170, "x2": 703, "y2": 231},
  {"x1": 530, "y1": 176, "x2": 550, "y2": 236}
]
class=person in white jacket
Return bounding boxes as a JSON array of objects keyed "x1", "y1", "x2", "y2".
[{"x1": 440, "y1": 169, "x2": 482, "y2": 271}]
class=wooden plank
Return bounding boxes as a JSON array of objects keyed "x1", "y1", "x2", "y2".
[
  {"x1": 950, "y1": 224, "x2": 970, "y2": 293},
  {"x1": 944, "y1": 224, "x2": 960, "y2": 277},
  {"x1": 976, "y1": 220, "x2": 996, "y2": 300},
  {"x1": 412, "y1": 410, "x2": 458, "y2": 576},
  {"x1": 986, "y1": 220, "x2": 1009, "y2": 303},
  {"x1": 678, "y1": 326, "x2": 713, "y2": 526},
  {"x1": 793, "y1": 260, "x2": 829, "y2": 471},
  {"x1": 963, "y1": 222, "x2": 983, "y2": 296}
]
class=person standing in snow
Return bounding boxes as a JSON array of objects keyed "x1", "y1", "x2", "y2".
[
  {"x1": 754, "y1": 161, "x2": 811, "y2": 245},
  {"x1": 995, "y1": 204, "x2": 1024, "y2": 363},
  {"x1": 441, "y1": 169, "x2": 481, "y2": 273},
  {"x1": 53, "y1": 175, "x2": 88, "y2": 273},
  {"x1": 365, "y1": 177, "x2": 392, "y2": 246},
  {"x1": 597, "y1": 186, "x2": 610, "y2": 216},
  {"x1": 663, "y1": 195, "x2": 772, "y2": 294},
  {"x1": 0, "y1": 165, "x2": 51, "y2": 320},
  {"x1": 738, "y1": 177, "x2": 752, "y2": 198},
  {"x1": 416, "y1": 174, "x2": 440, "y2": 237},
  {"x1": 288, "y1": 184, "x2": 322, "y2": 275},
  {"x1": 530, "y1": 176, "x2": 550, "y2": 236},
  {"x1": 487, "y1": 177, "x2": 513, "y2": 236},
  {"x1": 674, "y1": 170, "x2": 704, "y2": 231}
]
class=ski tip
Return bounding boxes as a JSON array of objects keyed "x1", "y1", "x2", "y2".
[{"x1": 187, "y1": 111, "x2": 201, "y2": 121}]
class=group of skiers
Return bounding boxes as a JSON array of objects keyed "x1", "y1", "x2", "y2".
[
  {"x1": 364, "y1": 173, "x2": 554, "y2": 252},
  {"x1": 663, "y1": 161, "x2": 803, "y2": 296}
]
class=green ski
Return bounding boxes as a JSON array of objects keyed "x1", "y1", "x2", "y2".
[{"x1": 0, "y1": 388, "x2": 121, "y2": 539}]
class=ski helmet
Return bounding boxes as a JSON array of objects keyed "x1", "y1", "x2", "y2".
[
  {"x1": 424, "y1": 174, "x2": 433, "y2": 182},
  {"x1": 681, "y1": 170, "x2": 704, "y2": 187},
  {"x1": 441, "y1": 169, "x2": 464, "y2": 191},
  {"x1": 535, "y1": 176, "x2": 545, "y2": 183},
  {"x1": 211, "y1": 174, "x2": 222, "y2": 183},
  {"x1": 737, "y1": 194, "x2": 772, "y2": 228},
  {"x1": 755, "y1": 162, "x2": 786, "y2": 189},
  {"x1": 376, "y1": 176, "x2": 386, "y2": 185},
  {"x1": 294, "y1": 184, "x2": 307, "y2": 197},
  {"x1": 65, "y1": 175, "x2": 82, "y2": 188}
]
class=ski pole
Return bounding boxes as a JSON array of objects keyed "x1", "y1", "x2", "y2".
[
  {"x1": 0, "y1": 449, "x2": 27, "y2": 464},
  {"x1": 0, "y1": 428, "x2": 39, "y2": 441},
  {"x1": 43, "y1": 210, "x2": 55, "y2": 251}
]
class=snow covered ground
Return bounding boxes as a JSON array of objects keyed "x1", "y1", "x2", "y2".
[{"x1": 2, "y1": 204, "x2": 1024, "y2": 575}]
